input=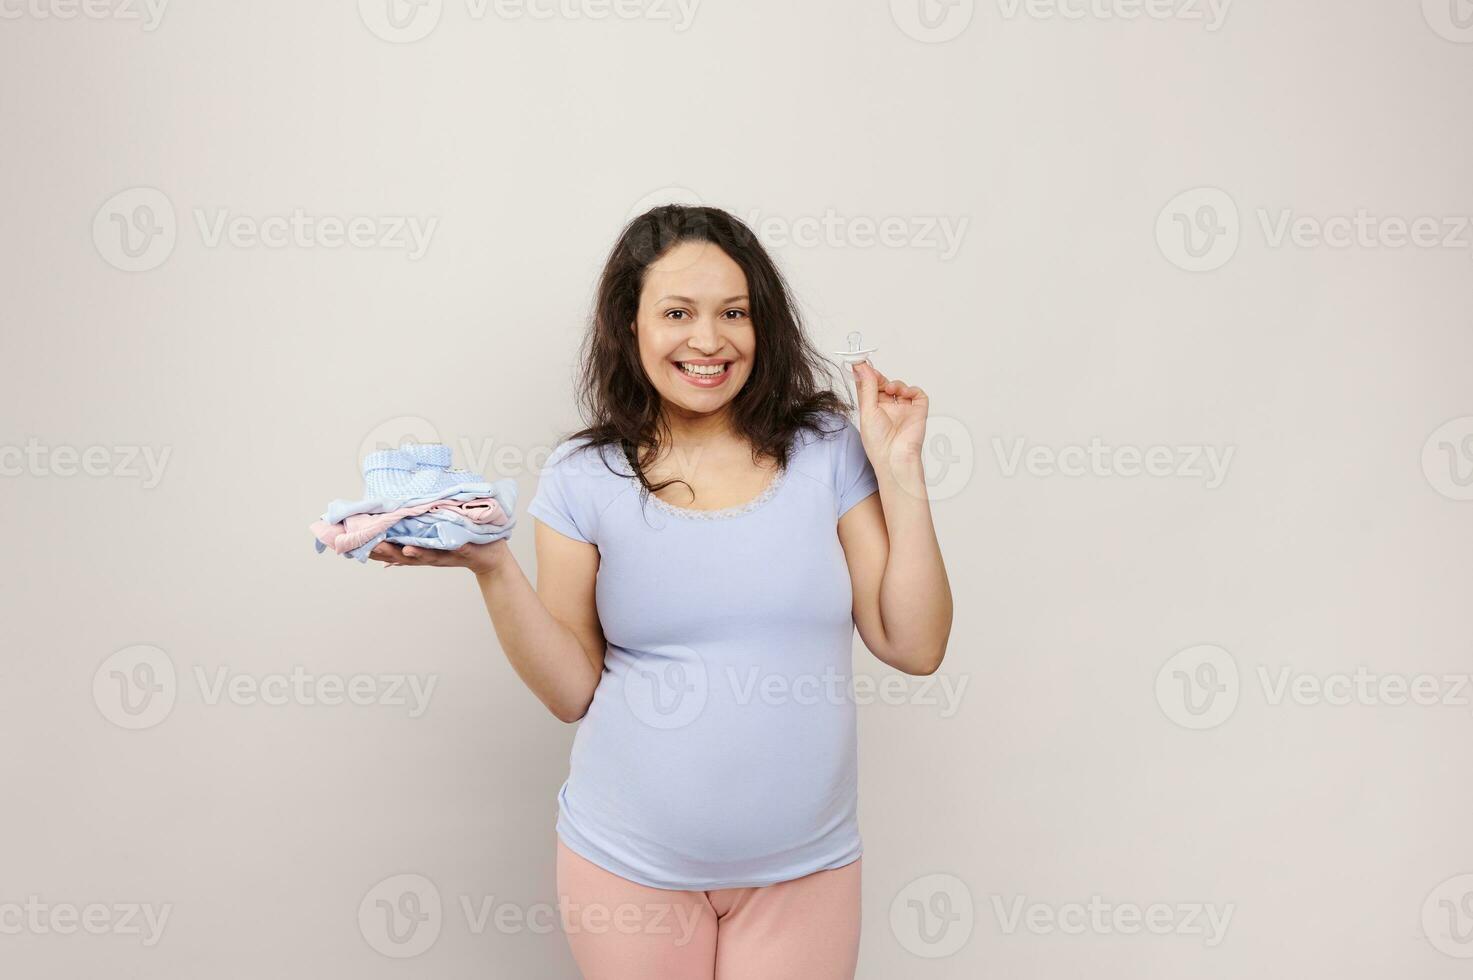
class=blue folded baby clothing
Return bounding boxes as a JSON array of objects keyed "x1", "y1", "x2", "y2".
[
  {"x1": 362, "y1": 446, "x2": 495, "y2": 500},
  {"x1": 340, "y1": 512, "x2": 512, "y2": 562},
  {"x1": 313, "y1": 442, "x2": 519, "y2": 563}
]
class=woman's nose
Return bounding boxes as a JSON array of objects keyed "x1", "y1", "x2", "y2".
[{"x1": 687, "y1": 316, "x2": 722, "y2": 352}]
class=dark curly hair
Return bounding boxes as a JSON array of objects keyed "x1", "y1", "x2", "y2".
[{"x1": 561, "y1": 204, "x2": 855, "y2": 506}]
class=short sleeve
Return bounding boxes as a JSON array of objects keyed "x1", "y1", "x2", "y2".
[
  {"x1": 526, "y1": 439, "x2": 601, "y2": 544},
  {"x1": 833, "y1": 416, "x2": 879, "y2": 519}
]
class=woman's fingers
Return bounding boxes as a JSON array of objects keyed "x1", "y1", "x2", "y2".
[
  {"x1": 401, "y1": 546, "x2": 464, "y2": 567},
  {"x1": 365, "y1": 541, "x2": 472, "y2": 568},
  {"x1": 369, "y1": 543, "x2": 405, "y2": 564},
  {"x1": 852, "y1": 360, "x2": 889, "y2": 411}
]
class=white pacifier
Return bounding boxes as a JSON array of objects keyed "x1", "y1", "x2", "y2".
[{"x1": 830, "y1": 331, "x2": 878, "y2": 365}]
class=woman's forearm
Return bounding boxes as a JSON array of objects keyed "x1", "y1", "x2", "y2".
[
  {"x1": 473, "y1": 548, "x2": 601, "y2": 722},
  {"x1": 874, "y1": 452, "x2": 953, "y2": 674}
]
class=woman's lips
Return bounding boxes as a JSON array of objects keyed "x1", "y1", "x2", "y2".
[{"x1": 671, "y1": 361, "x2": 732, "y2": 388}]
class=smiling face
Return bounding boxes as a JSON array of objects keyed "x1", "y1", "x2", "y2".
[{"x1": 632, "y1": 239, "x2": 755, "y2": 420}]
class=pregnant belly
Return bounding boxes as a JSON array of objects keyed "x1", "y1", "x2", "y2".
[{"x1": 563, "y1": 654, "x2": 859, "y2": 865}]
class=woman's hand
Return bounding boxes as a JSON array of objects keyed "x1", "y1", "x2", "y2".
[
  {"x1": 368, "y1": 538, "x2": 510, "y2": 576},
  {"x1": 850, "y1": 359, "x2": 928, "y2": 464}
]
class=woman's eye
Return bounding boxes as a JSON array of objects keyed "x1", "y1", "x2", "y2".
[
  {"x1": 723, "y1": 309, "x2": 749, "y2": 320},
  {"x1": 665, "y1": 310, "x2": 689, "y2": 320}
]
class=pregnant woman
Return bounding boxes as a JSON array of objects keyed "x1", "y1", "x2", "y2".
[{"x1": 369, "y1": 205, "x2": 953, "y2": 979}]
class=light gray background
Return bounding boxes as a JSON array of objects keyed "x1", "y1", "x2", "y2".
[{"x1": 2, "y1": 0, "x2": 1471, "y2": 976}]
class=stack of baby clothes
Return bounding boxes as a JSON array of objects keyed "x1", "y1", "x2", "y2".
[{"x1": 311, "y1": 443, "x2": 518, "y2": 562}]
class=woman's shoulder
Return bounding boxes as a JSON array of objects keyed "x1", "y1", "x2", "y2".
[
  {"x1": 790, "y1": 409, "x2": 861, "y2": 455},
  {"x1": 545, "y1": 433, "x2": 631, "y2": 471},
  {"x1": 786, "y1": 409, "x2": 868, "y2": 488},
  {"x1": 795, "y1": 409, "x2": 877, "y2": 517},
  {"x1": 527, "y1": 434, "x2": 637, "y2": 544}
]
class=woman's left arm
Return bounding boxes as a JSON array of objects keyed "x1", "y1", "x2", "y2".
[{"x1": 838, "y1": 359, "x2": 954, "y2": 676}]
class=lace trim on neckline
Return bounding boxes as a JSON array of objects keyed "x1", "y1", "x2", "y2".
[{"x1": 645, "y1": 465, "x2": 788, "y2": 520}]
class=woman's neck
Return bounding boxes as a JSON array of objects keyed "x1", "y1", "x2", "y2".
[{"x1": 659, "y1": 404, "x2": 739, "y2": 451}]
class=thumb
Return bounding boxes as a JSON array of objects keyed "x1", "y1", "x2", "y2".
[{"x1": 851, "y1": 359, "x2": 878, "y2": 410}]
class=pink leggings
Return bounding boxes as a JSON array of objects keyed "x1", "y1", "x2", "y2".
[{"x1": 555, "y1": 839, "x2": 862, "y2": 979}]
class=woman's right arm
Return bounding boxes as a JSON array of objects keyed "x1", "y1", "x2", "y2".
[
  {"x1": 474, "y1": 524, "x2": 605, "y2": 722},
  {"x1": 371, "y1": 526, "x2": 605, "y2": 723}
]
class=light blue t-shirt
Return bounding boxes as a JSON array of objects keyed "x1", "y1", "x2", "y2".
[{"x1": 525, "y1": 410, "x2": 880, "y2": 890}]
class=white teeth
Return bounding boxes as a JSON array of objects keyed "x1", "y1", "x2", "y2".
[{"x1": 679, "y1": 362, "x2": 728, "y2": 376}]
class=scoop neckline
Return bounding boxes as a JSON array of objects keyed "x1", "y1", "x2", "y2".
[{"x1": 645, "y1": 463, "x2": 788, "y2": 521}]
